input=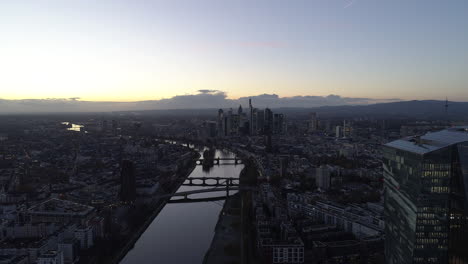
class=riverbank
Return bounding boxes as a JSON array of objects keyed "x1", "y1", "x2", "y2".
[
  {"x1": 108, "y1": 151, "x2": 200, "y2": 264},
  {"x1": 204, "y1": 158, "x2": 258, "y2": 264},
  {"x1": 203, "y1": 192, "x2": 242, "y2": 264}
]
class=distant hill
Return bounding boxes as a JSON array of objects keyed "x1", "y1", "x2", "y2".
[
  {"x1": 136, "y1": 100, "x2": 467, "y2": 120},
  {"x1": 275, "y1": 100, "x2": 468, "y2": 120},
  {"x1": 2, "y1": 100, "x2": 467, "y2": 120}
]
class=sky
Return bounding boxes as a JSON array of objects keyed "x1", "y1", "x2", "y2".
[{"x1": 1, "y1": 0, "x2": 467, "y2": 103}]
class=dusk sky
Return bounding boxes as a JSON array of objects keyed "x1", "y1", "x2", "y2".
[{"x1": 1, "y1": 0, "x2": 467, "y2": 102}]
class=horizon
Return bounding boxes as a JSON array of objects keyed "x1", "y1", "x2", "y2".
[{"x1": 0, "y1": 93, "x2": 465, "y2": 114}]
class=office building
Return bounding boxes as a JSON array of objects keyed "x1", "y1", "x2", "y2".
[
  {"x1": 257, "y1": 110, "x2": 265, "y2": 135},
  {"x1": 335, "y1": 126, "x2": 342, "y2": 138},
  {"x1": 58, "y1": 238, "x2": 80, "y2": 264},
  {"x1": 383, "y1": 127, "x2": 468, "y2": 264},
  {"x1": 249, "y1": 99, "x2": 254, "y2": 135},
  {"x1": 204, "y1": 121, "x2": 217, "y2": 138},
  {"x1": 308, "y1": 112, "x2": 318, "y2": 132},
  {"x1": 265, "y1": 108, "x2": 273, "y2": 134},
  {"x1": 37, "y1": 251, "x2": 64, "y2": 264},
  {"x1": 251, "y1": 108, "x2": 258, "y2": 136},
  {"x1": 217, "y1": 109, "x2": 224, "y2": 137},
  {"x1": 120, "y1": 160, "x2": 136, "y2": 203},
  {"x1": 273, "y1": 113, "x2": 284, "y2": 135}
]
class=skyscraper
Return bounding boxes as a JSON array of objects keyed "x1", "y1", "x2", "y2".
[
  {"x1": 308, "y1": 112, "x2": 318, "y2": 132},
  {"x1": 217, "y1": 109, "x2": 224, "y2": 137},
  {"x1": 251, "y1": 108, "x2": 258, "y2": 136},
  {"x1": 257, "y1": 109, "x2": 265, "y2": 135},
  {"x1": 273, "y1": 113, "x2": 284, "y2": 134},
  {"x1": 335, "y1": 126, "x2": 342, "y2": 138},
  {"x1": 226, "y1": 108, "x2": 233, "y2": 136},
  {"x1": 383, "y1": 127, "x2": 468, "y2": 264},
  {"x1": 249, "y1": 98, "x2": 253, "y2": 135},
  {"x1": 120, "y1": 160, "x2": 136, "y2": 203},
  {"x1": 264, "y1": 108, "x2": 273, "y2": 134}
]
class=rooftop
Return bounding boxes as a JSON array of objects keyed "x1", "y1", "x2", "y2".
[
  {"x1": 28, "y1": 198, "x2": 94, "y2": 216},
  {"x1": 385, "y1": 126, "x2": 468, "y2": 154}
]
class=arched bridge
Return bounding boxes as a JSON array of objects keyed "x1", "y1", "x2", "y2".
[
  {"x1": 158, "y1": 185, "x2": 254, "y2": 204},
  {"x1": 182, "y1": 177, "x2": 239, "y2": 187},
  {"x1": 157, "y1": 186, "x2": 239, "y2": 200},
  {"x1": 168, "y1": 195, "x2": 227, "y2": 204},
  {"x1": 196, "y1": 157, "x2": 243, "y2": 165}
]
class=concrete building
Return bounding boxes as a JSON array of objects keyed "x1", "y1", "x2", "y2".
[
  {"x1": 27, "y1": 199, "x2": 95, "y2": 225},
  {"x1": 288, "y1": 199, "x2": 384, "y2": 239},
  {"x1": 74, "y1": 226, "x2": 93, "y2": 250},
  {"x1": 37, "y1": 250, "x2": 64, "y2": 264},
  {"x1": 58, "y1": 239, "x2": 79, "y2": 264},
  {"x1": 0, "y1": 255, "x2": 28, "y2": 264}
]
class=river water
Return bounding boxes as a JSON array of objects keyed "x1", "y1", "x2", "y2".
[{"x1": 120, "y1": 147, "x2": 244, "y2": 264}]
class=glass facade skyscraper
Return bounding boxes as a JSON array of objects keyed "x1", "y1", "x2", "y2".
[{"x1": 383, "y1": 127, "x2": 468, "y2": 264}]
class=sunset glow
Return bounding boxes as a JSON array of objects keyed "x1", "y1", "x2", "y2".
[{"x1": 1, "y1": 0, "x2": 467, "y2": 102}]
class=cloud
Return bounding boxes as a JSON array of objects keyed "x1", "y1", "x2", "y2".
[
  {"x1": 0, "y1": 92, "x2": 400, "y2": 113},
  {"x1": 197, "y1": 89, "x2": 221, "y2": 94},
  {"x1": 343, "y1": 0, "x2": 357, "y2": 8}
]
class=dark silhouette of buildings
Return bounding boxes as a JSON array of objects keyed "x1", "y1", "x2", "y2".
[{"x1": 120, "y1": 160, "x2": 136, "y2": 203}]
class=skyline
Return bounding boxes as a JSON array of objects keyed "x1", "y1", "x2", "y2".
[
  {"x1": 1, "y1": 0, "x2": 468, "y2": 101},
  {"x1": 0, "y1": 91, "x2": 401, "y2": 113}
]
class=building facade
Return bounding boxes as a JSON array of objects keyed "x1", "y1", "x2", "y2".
[{"x1": 383, "y1": 127, "x2": 468, "y2": 264}]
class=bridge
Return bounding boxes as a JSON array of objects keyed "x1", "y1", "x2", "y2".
[
  {"x1": 196, "y1": 157, "x2": 243, "y2": 165},
  {"x1": 182, "y1": 177, "x2": 239, "y2": 187},
  {"x1": 167, "y1": 195, "x2": 227, "y2": 204},
  {"x1": 157, "y1": 186, "x2": 239, "y2": 201},
  {"x1": 154, "y1": 175, "x2": 252, "y2": 203}
]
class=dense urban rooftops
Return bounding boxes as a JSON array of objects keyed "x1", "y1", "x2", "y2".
[{"x1": 28, "y1": 198, "x2": 94, "y2": 216}]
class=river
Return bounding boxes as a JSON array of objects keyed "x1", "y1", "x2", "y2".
[{"x1": 120, "y1": 146, "x2": 244, "y2": 264}]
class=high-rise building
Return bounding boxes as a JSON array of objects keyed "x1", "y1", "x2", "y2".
[
  {"x1": 257, "y1": 110, "x2": 265, "y2": 134},
  {"x1": 251, "y1": 108, "x2": 258, "y2": 136},
  {"x1": 217, "y1": 109, "x2": 224, "y2": 137},
  {"x1": 308, "y1": 112, "x2": 318, "y2": 132},
  {"x1": 232, "y1": 114, "x2": 240, "y2": 135},
  {"x1": 226, "y1": 108, "x2": 233, "y2": 136},
  {"x1": 342, "y1": 120, "x2": 353, "y2": 138},
  {"x1": 204, "y1": 121, "x2": 217, "y2": 138},
  {"x1": 383, "y1": 127, "x2": 468, "y2": 264},
  {"x1": 249, "y1": 99, "x2": 254, "y2": 135},
  {"x1": 335, "y1": 126, "x2": 342, "y2": 138},
  {"x1": 273, "y1": 113, "x2": 284, "y2": 134},
  {"x1": 120, "y1": 160, "x2": 136, "y2": 203},
  {"x1": 264, "y1": 108, "x2": 273, "y2": 134}
]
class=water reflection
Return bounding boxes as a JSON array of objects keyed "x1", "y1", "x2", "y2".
[{"x1": 121, "y1": 146, "x2": 243, "y2": 264}]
